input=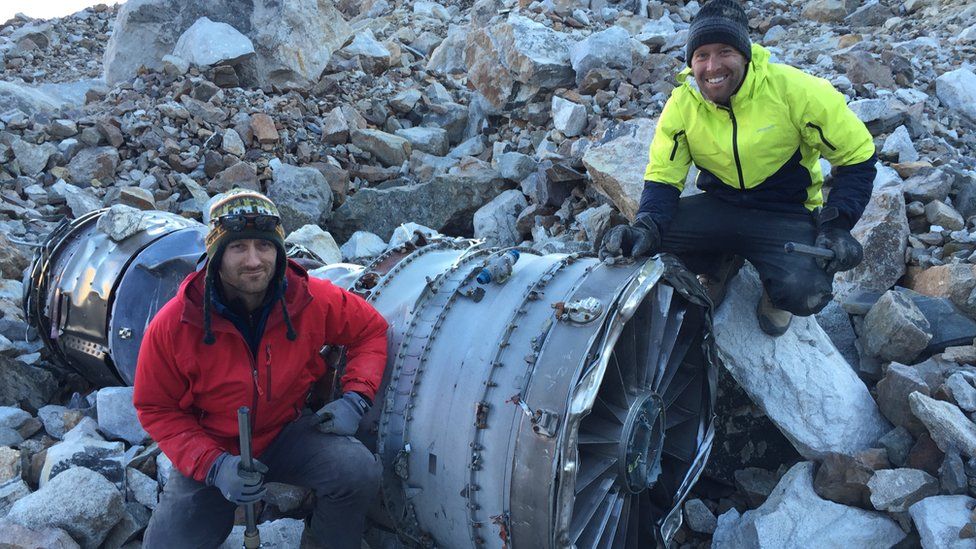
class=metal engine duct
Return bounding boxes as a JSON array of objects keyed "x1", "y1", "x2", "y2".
[{"x1": 24, "y1": 209, "x2": 716, "y2": 547}]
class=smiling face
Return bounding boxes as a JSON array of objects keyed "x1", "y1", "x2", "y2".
[
  {"x1": 218, "y1": 238, "x2": 278, "y2": 309},
  {"x1": 690, "y1": 43, "x2": 748, "y2": 106}
]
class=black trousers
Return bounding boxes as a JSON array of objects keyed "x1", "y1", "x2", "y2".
[
  {"x1": 143, "y1": 410, "x2": 382, "y2": 549},
  {"x1": 660, "y1": 193, "x2": 833, "y2": 316}
]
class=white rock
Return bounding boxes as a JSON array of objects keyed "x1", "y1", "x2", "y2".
[
  {"x1": 41, "y1": 418, "x2": 126, "y2": 489},
  {"x1": 221, "y1": 128, "x2": 245, "y2": 156},
  {"x1": 7, "y1": 467, "x2": 125, "y2": 549},
  {"x1": 909, "y1": 495, "x2": 976, "y2": 549},
  {"x1": 713, "y1": 462, "x2": 905, "y2": 548},
  {"x1": 713, "y1": 266, "x2": 891, "y2": 459},
  {"x1": 51, "y1": 180, "x2": 102, "y2": 218},
  {"x1": 284, "y1": 225, "x2": 342, "y2": 265},
  {"x1": 582, "y1": 118, "x2": 656, "y2": 219},
  {"x1": 569, "y1": 25, "x2": 633, "y2": 82},
  {"x1": 95, "y1": 387, "x2": 148, "y2": 446},
  {"x1": 161, "y1": 54, "x2": 189, "y2": 76},
  {"x1": 387, "y1": 222, "x2": 441, "y2": 250},
  {"x1": 340, "y1": 231, "x2": 387, "y2": 261},
  {"x1": 909, "y1": 392, "x2": 976, "y2": 457},
  {"x1": 413, "y1": 1, "x2": 451, "y2": 21},
  {"x1": 935, "y1": 68, "x2": 976, "y2": 122},
  {"x1": 552, "y1": 96, "x2": 588, "y2": 138},
  {"x1": 473, "y1": 189, "x2": 528, "y2": 247},
  {"x1": 173, "y1": 17, "x2": 255, "y2": 67},
  {"x1": 880, "y1": 125, "x2": 918, "y2": 163},
  {"x1": 0, "y1": 407, "x2": 30, "y2": 430},
  {"x1": 946, "y1": 373, "x2": 976, "y2": 412},
  {"x1": 125, "y1": 468, "x2": 158, "y2": 510}
]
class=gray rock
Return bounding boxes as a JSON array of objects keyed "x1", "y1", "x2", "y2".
[
  {"x1": 340, "y1": 29, "x2": 390, "y2": 74},
  {"x1": 876, "y1": 362, "x2": 930, "y2": 434},
  {"x1": 0, "y1": 81, "x2": 64, "y2": 116},
  {"x1": 683, "y1": 498, "x2": 717, "y2": 534},
  {"x1": 714, "y1": 267, "x2": 891, "y2": 459},
  {"x1": 582, "y1": 118, "x2": 657, "y2": 220},
  {"x1": 473, "y1": 189, "x2": 528, "y2": 247},
  {"x1": 0, "y1": 479, "x2": 31, "y2": 517},
  {"x1": 329, "y1": 160, "x2": 507, "y2": 242},
  {"x1": 880, "y1": 125, "x2": 919, "y2": 163},
  {"x1": 0, "y1": 519, "x2": 79, "y2": 549},
  {"x1": 551, "y1": 96, "x2": 588, "y2": 137},
  {"x1": 0, "y1": 427, "x2": 23, "y2": 447},
  {"x1": 101, "y1": 502, "x2": 150, "y2": 549},
  {"x1": 802, "y1": 0, "x2": 850, "y2": 22},
  {"x1": 879, "y1": 426, "x2": 914, "y2": 467},
  {"x1": 427, "y1": 24, "x2": 467, "y2": 75},
  {"x1": 172, "y1": 17, "x2": 255, "y2": 67},
  {"x1": 0, "y1": 446, "x2": 20, "y2": 484},
  {"x1": 924, "y1": 200, "x2": 965, "y2": 231},
  {"x1": 97, "y1": 205, "x2": 196, "y2": 242},
  {"x1": 389, "y1": 89, "x2": 422, "y2": 114},
  {"x1": 909, "y1": 392, "x2": 976, "y2": 457},
  {"x1": 161, "y1": 53, "x2": 189, "y2": 76},
  {"x1": 321, "y1": 107, "x2": 350, "y2": 145},
  {"x1": 909, "y1": 495, "x2": 976, "y2": 549},
  {"x1": 104, "y1": 0, "x2": 351, "y2": 88},
  {"x1": 734, "y1": 467, "x2": 780, "y2": 507},
  {"x1": 569, "y1": 26, "x2": 632, "y2": 85},
  {"x1": 41, "y1": 417, "x2": 126, "y2": 489},
  {"x1": 936, "y1": 68, "x2": 976, "y2": 123},
  {"x1": 95, "y1": 387, "x2": 148, "y2": 446},
  {"x1": 0, "y1": 407, "x2": 30, "y2": 430},
  {"x1": 713, "y1": 462, "x2": 905, "y2": 548},
  {"x1": 351, "y1": 129, "x2": 411, "y2": 167},
  {"x1": 576, "y1": 204, "x2": 613, "y2": 248},
  {"x1": 845, "y1": 1, "x2": 895, "y2": 27},
  {"x1": 284, "y1": 225, "x2": 341, "y2": 265},
  {"x1": 395, "y1": 127, "x2": 449, "y2": 156},
  {"x1": 125, "y1": 467, "x2": 158, "y2": 510},
  {"x1": 10, "y1": 137, "x2": 57, "y2": 177},
  {"x1": 267, "y1": 161, "x2": 334, "y2": 232},
  {"x1": 37, "y1": 405, "x2": 70, "y2": 439},
  {"x1": 843, "y1": 50, "x2": 895, "y2": 90},
  {"x1": 156, "y1": 453, "x2": 173, "y2": 487},
  {"x1": 51, "y1": 180, "x2": 103, "y2": 218},
  {"x1": 339, "y1": 231, "x2": 386, "y2": 261},
  {"x1": 7, "y1": 467, "x2": 125, "y2": 549},
  {"x1": 465, "y1": 13, "x2": 574, "y2": 109},
  {"x1": 67, "y1": 146, "x2": 120, "y2": 185},
  {"x1": 868, "y1": 468, "x2": 939, "y2": 512},
  {"x1": 387, "y1": 222, "x2": 441, "y2": 250},
  {"x1": 0, "y1": 356, "x2": 57, "y2": 413},
  {"x1": 494, "y1": 152, "x2": 536, "y2": 182},
  {"x1": 862, "y1": 290, "x2": 932, "y2": 363},
  {"x1": 939, "y1": 452, "x2": 968, "y2": 495},
  {"x1": 422, "y1": 101, "x2": 469, "y2": 146},
  {"x1": 904, "y1": 169, "x2": 953, "y2": 203},
  {"x1": 219, "y1": 517, "x2": 305, "y2": 548},
  {"x1": 945, "y1": 373, "x2": 976, "y2": 412},
  {"x1": 835, "y1": 180, "x2": 909, "y2": 299},
  {"x1": 221, "y1": 128, "x2": 245, "y2": 156},
  {"x1": 813, "y1": 452, "x2": 875, "y2": 508}
]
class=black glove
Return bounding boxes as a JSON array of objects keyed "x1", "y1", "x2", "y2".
[
  {"x1": 315, "y1": 392, "x2": 369, "y2": 436},
  {"x1": 815, "y1": 208, "x2": 863, "y2": 274},
  {"x1": 207, "y1": 452, "x2": 268, "y2": 504},
  {"x1": 599, "y1": 216, "x2": 661, "y2": 260}
]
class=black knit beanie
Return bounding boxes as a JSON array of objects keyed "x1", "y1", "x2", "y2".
[
  {"x1": 686, "y1": 0, "x2": 752, "y2": 67},
  {"x1": 203, "y1": 189, "x2": 295, "y2": 344}
]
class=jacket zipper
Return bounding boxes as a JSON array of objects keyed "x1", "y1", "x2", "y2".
[
  {"x1": 248, "y1": 348, "x2": 261, "y2": 436},
  {"x1": 806, "y1": 122, "x2": 837, "y2": 151},
  {"x1": 265, "y1": 344, "x2": 272, "y2": 403},
  {"x1": 724, "y1": 106, "x2": 745, "y2": 190},
  {"x1": 669, "y1": 130, "x2": 686, "y2": 161}
]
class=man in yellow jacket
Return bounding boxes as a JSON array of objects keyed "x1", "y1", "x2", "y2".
[{"x1": 601, "y1": 0, "x2": 877, "y2": 336}]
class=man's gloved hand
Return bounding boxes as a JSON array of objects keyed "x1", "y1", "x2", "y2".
[
  {"x1": 815, "y1": 208, "x2": 863, "y2": 274},
  {"x1": 599, "y1": 217, "x2": 661, "y2": 260},
  {"x1": 315, "y1": 392, "x2": 369, "y2": 436},
  {"x1": 207, "y1": 452, "x2": 268, "y2": 504}
]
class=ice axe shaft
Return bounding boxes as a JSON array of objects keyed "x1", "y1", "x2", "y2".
[
  {"x1": 238, "y1": 407, "x2": 261, "y2": 549},
  {"x1": 784, "y1": 242, "x2": 835, "y2": 260}
]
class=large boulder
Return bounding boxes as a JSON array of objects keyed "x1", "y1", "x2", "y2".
[
  {"x1": 713, "y1": 267, "x2": 891, "y2": 459},
  {"x1": 6, "y1": 467, "x2": 125, "y2": 549},
  {"x1": 267, "y1": 161, "x2": 334, "y2": 232},
  {"x1": 582, "y1": 118, "x2": 656, "y2": 220},
  {"x1": 40, "y1": 418, "x2": 127, "y2": 489},
  {"x1": 569, "y1": 26, "x2": 632, "y2": 85},
  {"x1": 713, "y1": 462, "x2": 905, "y2": 548},
  {"x1": 909, "y1": 495, "x2": 976, "y2": 549},
  {"x1": 465, "y1": 13, "x2": 575, "y2": 110},
  {"x1": 328, "y1": 160, "x2": 508, "y2": 242},
  {"x1": 95, "y1": 387, "x2": 149, "y2": 446},
  {"x1": 172, "y1": 17, "x2": 256, "y2": 67},
  {"x1": 834, "y1": 169, "x2": 909, "y2": 298},
  {"x1": 473, "y1": 189, "x2": 528, "y2": 247},
  {"x1": 103, "y1": 0, "x2": 351, "y2": 88},
  {"x1": 935, "y1": 68, "x2": 976, "y2": 123}
]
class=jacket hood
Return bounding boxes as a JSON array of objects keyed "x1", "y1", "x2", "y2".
[
  {"x1": 178, "y1": 258, "x2": 314, "y2": 331},
  {"x1": 677, "y1": 43, "x2": 771, "y2": 106}
]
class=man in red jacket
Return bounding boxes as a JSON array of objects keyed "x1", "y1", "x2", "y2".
[{"x1": 134, "y1": 189, "x2": 389, "y2": 549}]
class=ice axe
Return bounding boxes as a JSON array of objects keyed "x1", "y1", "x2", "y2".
[
  {"x1": 784, "y1": 242, "x2": 835, "y2": 260},
  {"x1": 238, "y1": 407, "x2": 261, "y2": 549}
]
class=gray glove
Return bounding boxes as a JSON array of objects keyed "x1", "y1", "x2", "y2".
[
  {"x1": 815, "y1": 208, "x2": 863, "y2": 274},
  {"x1": 599, "y1": 217, "x2": 662, "y2": 260},
  {"x1": 206, "y1": 452, "x2": 268, "y2": 504},
  {"x1": 315, "y1": 392, "x2": 369, "y2": 436}
]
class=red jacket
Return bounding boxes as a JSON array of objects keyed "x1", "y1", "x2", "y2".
[{"x1": 133, "y1": 260, "x2": 388, "y2": 482}]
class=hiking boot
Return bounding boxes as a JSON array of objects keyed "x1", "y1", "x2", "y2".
[
  {"x1": 697, "y1": 255, "x2": 745, "y2": 308},
  {"x1": 756, "y1": 290, "x2": 792, "y2": 336}
]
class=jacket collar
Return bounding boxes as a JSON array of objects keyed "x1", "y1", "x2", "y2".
[
  {"x1": 178, "y1": 259, "x2": 314, "y2": 332},
  {"x1": 677, "y1": 43, "x2": 770, "y2": 109}
]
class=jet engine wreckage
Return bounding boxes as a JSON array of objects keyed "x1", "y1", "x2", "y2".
[{"x1": 24, "y1": 207, "x2": 717, "y2": 548}]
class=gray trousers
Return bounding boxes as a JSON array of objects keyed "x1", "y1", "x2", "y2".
[
  {"x1": 143, "y1": 410, "x2": 382, "y2": 549},
  {"x1": 661, "y1": 192, "x2": 834, "y2": 316}
]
